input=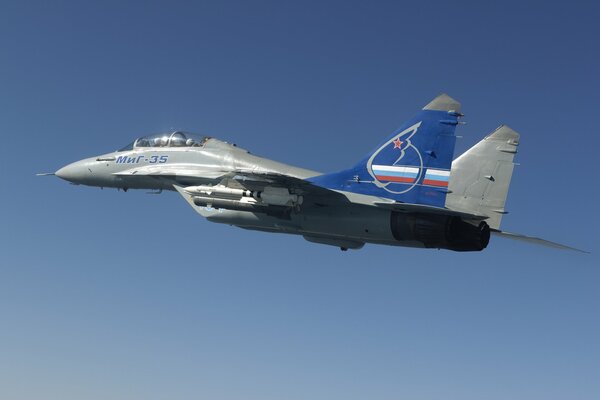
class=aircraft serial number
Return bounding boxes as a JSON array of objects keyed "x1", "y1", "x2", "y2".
[{"x1": 115, "y1": 155, "x2": 169, "y2": 164}]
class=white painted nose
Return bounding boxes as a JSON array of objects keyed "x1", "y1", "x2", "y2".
[{"x1": 55, "y1": 161, "x2": 88, "y2": 183}]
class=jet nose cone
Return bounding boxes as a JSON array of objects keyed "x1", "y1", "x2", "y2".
[{"x1": 56, "y1": 161, "x2": 86, "y2": 183}]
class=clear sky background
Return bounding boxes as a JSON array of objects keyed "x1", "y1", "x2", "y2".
[{"x1": 1, "y1": 1, "x2": 598, "y2": 399}]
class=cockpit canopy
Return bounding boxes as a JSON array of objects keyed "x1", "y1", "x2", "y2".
[{"x1": 119, "y1": 131, "x2": 210, "y2": 151}]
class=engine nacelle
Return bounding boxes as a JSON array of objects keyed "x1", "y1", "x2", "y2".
[{"x1": 390, "y1": 212, "x2": 490, "y2": 252}]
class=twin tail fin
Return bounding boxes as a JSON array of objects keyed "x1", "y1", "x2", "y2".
[{"x1": 309, "y1": 93, "x2": 462, "y2": 208}]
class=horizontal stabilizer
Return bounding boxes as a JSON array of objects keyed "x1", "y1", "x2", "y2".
[{"x1": 492, "y1": 230, "x2": 589, "y2": 253}]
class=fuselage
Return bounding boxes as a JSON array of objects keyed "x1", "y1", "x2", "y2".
[
  {"x1": 54, "y1": 130, "x2": 489, "y2": 251},
  {"x1": 49, "y1": 95, "x2": 575, "y2": 252}
]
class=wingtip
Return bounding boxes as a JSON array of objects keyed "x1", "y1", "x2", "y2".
[
  {"x1": 423, "y1": 93, "x2": 461, "y2": 112},
  {"x1": 488, "y1": 125, "x2": 520, "y2": 141}
]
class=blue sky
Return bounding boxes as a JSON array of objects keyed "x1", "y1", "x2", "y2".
[{"x1": 1, "y1": 1, "x2": 598, "y2": 399}]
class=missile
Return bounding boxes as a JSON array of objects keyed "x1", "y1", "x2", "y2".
[
  {"x1": 184, "y1": 185, "x2": 302, "y2": 207},
  {"x1": 192, "y1": 196, "x2": 290, "y2": 218},
  {"x1": 184, "y1": 185, "x2": 255, "y2": 200}
]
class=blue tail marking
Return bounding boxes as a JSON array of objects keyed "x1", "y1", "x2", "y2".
[{"x1": 309, "y1": 94, "x2": 461, "y2": 208}]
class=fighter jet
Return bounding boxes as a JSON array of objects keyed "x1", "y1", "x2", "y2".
[{"x1": 45, "y1": 94, "x2": 583, "y2": 252}]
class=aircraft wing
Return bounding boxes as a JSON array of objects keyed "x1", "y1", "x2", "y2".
[
  {"x1": 197, "y1": 169, "x2": 490, "y2": 221},
  {"x1": 227, "y1": 170, "x2": 346, "y2": 199},
  {"x1": 112, "y1": 164, "x2": 485, "y2": 220}
]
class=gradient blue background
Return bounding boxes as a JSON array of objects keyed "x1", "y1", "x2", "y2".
[{"x1": 1, "y1": 1, "x2": 598, "y2": 399}]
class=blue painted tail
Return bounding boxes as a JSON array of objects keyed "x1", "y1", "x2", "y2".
[{"x1": 309, "y1": 94, "x2": 461, "y2": 207}]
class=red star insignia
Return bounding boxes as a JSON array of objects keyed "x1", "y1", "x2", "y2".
[{"x1": 393, "y1": 138, "x2": 403, "y2": 149}]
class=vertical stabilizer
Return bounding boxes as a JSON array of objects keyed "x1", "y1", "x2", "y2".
[
  {"x1": 446, "y1": 125, "x2": 520, "y2": 230},
  {"x1": 309, "y1": 93, "x2": 462, "y2": 208}
]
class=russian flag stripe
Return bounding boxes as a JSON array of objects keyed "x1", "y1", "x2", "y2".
[
  {"x1": 373, "y1": 165, "x2": 419, "y2": 183},
  {"x1": 425, "y1": 169, "x2": 450, "y2": 178},
  {"x1": 423, "y1": 169, "x2": 450, "y2": 187},
  {"x1": 423, "y1": 179, "x2": 449, "y2": 187},
  {"x1": 372, "y1": 165, "x2": 419, "y2": 178},
  {"x1": 376, "y1": 175, "x2": 416, "y2": 183},
  {"x1": 372, "y1": 166, "x2": 452, "y2": 186}
]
